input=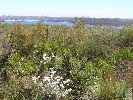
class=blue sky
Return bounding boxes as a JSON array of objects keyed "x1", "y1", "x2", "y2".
[{"x1": 0, "y1": 0, "x2": 133, "y2": 18}]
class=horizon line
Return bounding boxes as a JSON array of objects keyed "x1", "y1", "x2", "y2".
[{"x1": 0, "y1": 15, "x2": 133, "y2": 19}]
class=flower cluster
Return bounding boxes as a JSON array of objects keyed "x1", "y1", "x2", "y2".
[
  {"x1": 32, "y1": 68, "x2": 72, "y2": 99},
  {"x1": 40, "y1": 53, "x2": 56, "y2": 65}
]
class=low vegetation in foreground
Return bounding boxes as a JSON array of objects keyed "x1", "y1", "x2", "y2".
[{"x1": 0, "y1": 18, "x2": 133, "y2": 100}]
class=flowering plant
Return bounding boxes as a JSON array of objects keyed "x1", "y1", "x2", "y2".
[{"x1": 32, "y1": 68, "x2": 72, "y2": 99}]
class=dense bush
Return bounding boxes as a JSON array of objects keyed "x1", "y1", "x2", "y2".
[{"x1": 0, "y1": 20, "x2": 133, "y2": 99}]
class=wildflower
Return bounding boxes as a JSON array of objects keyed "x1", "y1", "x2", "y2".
[
  {"x1": 50, "y1": 74, "x2": 54, "y2": 79},
  {"x1": 49, "y1": 68, "x2": 56, "y2": 74},
  {"x1": 21, "y1": 57, "x2": 24, "y2": 61},
  {"x1": 51, "y1": 53, "x2": 55, "y2": 58},
  {"x1": 64, "y1": 88, "x2": 72, "y2": 95},
  {"x1": 40, "y1": 60, "x2": 43, "y2": 63},
  {"x1": 43, "y1": 53, "x2": 51, "y2": 61},
  {"x1": 52, "y1": 81, "x2": 59, "y2": 85},
  {"x1": 51, "y1": 70, "x2": 56, "y2": 74},
  {"x1": 55, "y1": 76, "x2": 60, "y2": 79},
  {"x1": 49, "y1": 68, "x2": 54, "y2": 71},
  {"x1": 56, "y1": 78, "x2": 61, "y2": 82},
  {"x1": 67, "y1": 88, "x2": 72, "y2": 92},
  {"x1": 62, "y1": 93, "x2": 66, "y2": 97},
  {"x1": 55, "y1": 76, "x2": 63, "y2": 80},
  {"x1": 63, "y1": 79, "x2": 70, "y2": 84},
  {"x1": 43, "y1": 53, "x2": 47, "y2": 60},
  {"x1": 32, "y1": 76, "x2": 38, "y2": 83},
  {"x1": 43, "y1": 76, "x2": 50, "y2": 82},
  {"x1": 60, "y1": 84, "x2": 64, "y2": 89},
  {"x1": 42, "y1": 53, "x2": 51, "y2": 64}
]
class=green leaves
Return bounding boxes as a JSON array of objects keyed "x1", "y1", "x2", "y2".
[{"x1": 8, "y1": 55, "x2": 38, "y2": 75}]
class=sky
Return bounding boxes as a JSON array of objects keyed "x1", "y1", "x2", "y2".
[{"x1": 0, "y1": 0, "x2": 133, "y2": 18}]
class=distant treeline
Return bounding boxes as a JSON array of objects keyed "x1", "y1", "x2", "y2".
[
  {"x1": 0, "y1": 16, "x2": 133, "y2": 26},
  {"x1": 84, "y1": 18, "x2": 133, "y2": 26}
]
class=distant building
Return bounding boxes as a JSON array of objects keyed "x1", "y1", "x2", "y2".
[{"x1": 0, "y1": 19, "x2": 5, "y2": 24}]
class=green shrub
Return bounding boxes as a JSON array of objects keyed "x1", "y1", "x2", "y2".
[{"x1": 8, "y1": 54, "x2": 39, "y2": 75}]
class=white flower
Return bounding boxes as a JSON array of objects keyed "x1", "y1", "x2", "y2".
[
  {"x1": 60, "y1": 77, "x2": 63, "y2": 80},
  {"x1": 21, "y1": 57, "x2": 24, "y2": 61},
  {"x1": 56, "y1": 78, "x2": 61, "y2": 82},
  {"x1": 40, "y1": 60, "x2": 43, "y2": 63},
  {"x1": 51, "y1": 53, "x2": 55, "y2": 58},
  {"x1": 67, "y1": 88, "x2": 72, "y2": 92},
  {"x1": 50, "y1": 74, "x2": 54, "y2": 79},
  {"x1": 55, "y1": 76, "x2": 63, "y2": 80},
  {"x1": 43, "y1": 53, "x2": 51, "y2": 63},
  {"x1": 60, "y1": 83, "x2": 64, "y2": 89},
  {"x1": 49, "y1": 68, "x2": 54, "y2": 71},
  {"x1": 43, "y1": 76, "x2": 50, "y2": 82},
  {"x1": 52, "y1": 81, "x2": 59, "y2": 85},
  {"x1": 55, "y1": 76, "x2": 60, "y2": 79},
  {"x1": 43, "y1": 53, "x2": 47, "y2": 60},
  {"x1": 32, "y1": 76, "x2": 38, "y2": 83},
  {"x1": 63, "y1": 79, "x2": 70, "y2": 84},
  {"x1": 64, "y1": 88, "x2": 72, "y2": 95},
  {"x1": 49, "y1": 68, "x2": 56, "y2": 74},
  {"x1": 51, "y1": 70, "x2": 56, "y2": 74},
  {"x1": 62, "y1": 93, "x2": 66, "y2": 97}
]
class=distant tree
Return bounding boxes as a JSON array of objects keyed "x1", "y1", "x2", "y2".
[{"x1": 73, "y1": 17, "x2": 85, "y2": 28}]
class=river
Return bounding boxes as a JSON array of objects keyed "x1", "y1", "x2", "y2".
[{"x1": 4, "y1": 20, "x2": 122, "y2": 29}]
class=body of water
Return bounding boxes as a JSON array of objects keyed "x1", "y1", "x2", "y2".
[
  {"x1": 4, "y1": 20, "x2": 122, "y2": 29},
  {"x1": 5, "y1": 20, "x2": 74, "y2": 26}
]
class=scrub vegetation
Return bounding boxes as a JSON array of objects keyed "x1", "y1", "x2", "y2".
[{"x1": 0, "y1": 18, "x2": 133, "y2": 100}]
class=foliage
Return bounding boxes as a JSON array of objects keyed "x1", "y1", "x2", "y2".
[
  {"x1": 8, "y1": 54, "x2": 39, "y2": 75},
  {"x1": 73, "y1": 17, "x2": 85, "y2": 28},
  {"x1": 0, "y1": 20, "x2": 133, "y2": 99}
]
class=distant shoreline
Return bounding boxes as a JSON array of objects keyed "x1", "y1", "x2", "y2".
[
  {"x1": 1, "y1": 16, "x2": 133, "y2": 26},
  {"x1": 3, "y1": 20, "x2": 122, "y2": 29}
]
